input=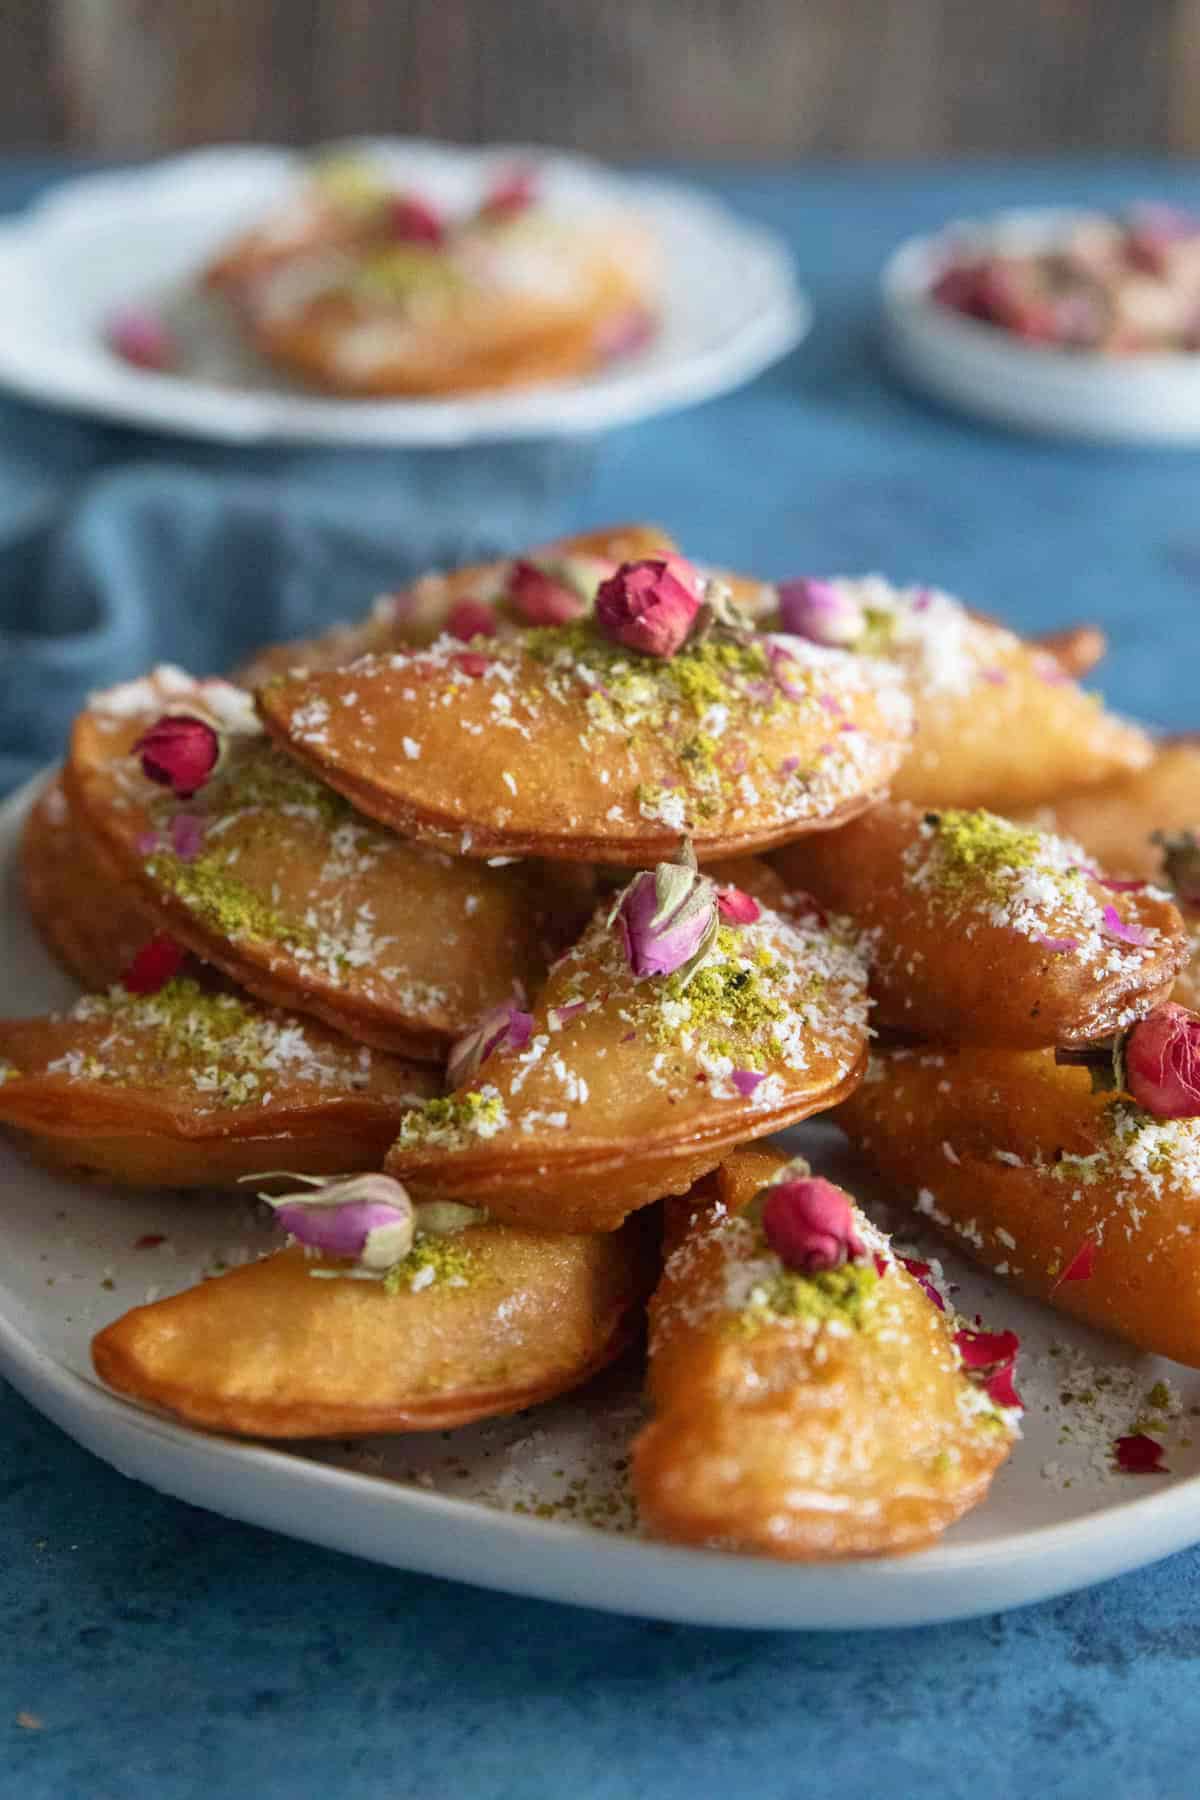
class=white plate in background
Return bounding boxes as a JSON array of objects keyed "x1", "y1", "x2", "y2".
[
  {"x1": 0, "y1": 142, "x2": 809, "y2": 447},
  {"x1": 883, "y1": 207, "x2": 1200, "y2": 445},
  {"x1": 3, "y1": 773, "x2": 1200, "y2": 1629}
]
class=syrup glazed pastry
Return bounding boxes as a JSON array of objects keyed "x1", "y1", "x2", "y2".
[
  {"x1": 0, "y1": 974, "x2": 439, "y2": 1189},
  {"x1": 258, "y1": 552, "x2": 913, "y2": 865},
  {"x1": 385, "y1": 849, "x2": 870, "y2": 1232},
  {"x1": 201, "y1": 154, "x2": 657, "y2": 398},
  {"x1": 65, "y1": 668, "x2": 546, "y2": 1059},
  {"x1": 839, "y1": 1026, "x2": 1200, "y2": 1366},
  {"x1": 633, "y1": 1150, "x2": 1017, "y2": 1558},
  {"x1": 767, "y1": 575, "x2": 1151, "y2": 812},
  {"x1": 773, "y1": 802, "x2": 1187, "y2": 1049},
  {"x1": 92, "y1": 1175, "x2": 657, "y2": 1438},
  {"x1": 20, "y1": 773, "x2": 154, "y2": 990},
  {"x1": 1023, "y1": 735, "x2": 1200, "y2": 881},
  {"x1": 234, "y1": 524, "x2": 777, "y2": 688}
]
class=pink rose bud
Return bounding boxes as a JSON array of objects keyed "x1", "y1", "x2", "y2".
[
  {"x1": 447, "y1": 597, "x2": 499, "y2": 642},
  {"x1": 478, "y1": 165, "x2": 538, "y2": 223},
  {"x1": 776, "y1": 579, "x2": 864, "y2": 648},
  {"x1": 1124, "y1": 1003, "x2": 1200, "y2": 1119},
  {"x1": 388, "y1": 193, "x2": 445, "y2": 245},
  {"x1": 133, "y1": 714, "x2": 221, "y2": 799},
  {"x1": 270, "y1": 1173, "x2": 415, "y2": 1272},
  {"x1": 508, "y1": 559, "x2": 587, "y2": 626},
  {"x1": 447, "y1": 1001, "x2": 534, "y2": 1090},
  {"x1": 594, "y1": 556, "x2": 703, "y2": 659},
  {"x1": 761, "y1": 1176, "x2": 866, "y2": 1274},
  {"x1": 122, "y1": 935, "x2": 187, "y2": 996},
  {"x1": 106, "y1": 305, "x2": 177, "y2": 372},
  {"x1": 614, "y1": 846, "x2": 719, "y2": 983}
]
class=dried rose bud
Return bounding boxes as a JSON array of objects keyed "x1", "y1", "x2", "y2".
[
  {"x1": 133, "y1": 714, "x2": 221, "y2": 799},
  {"x1": 447, "y1": 1001, "x2": 534, "y2": 1090},
  {"x1": 594, "y1": 556, "x2": 703, "y2": 659},
  {"x1": 388, "y1": 193, "x2": 445, "y2": 245},
  {"x1": 776, "y1": 578, "x2": 864, "y2": 648},
  {"x1": 1124, "y1": 1003, "x2": 1200, "y2": 1120},
  {"x1": 761, "y1": 1176, "x2": 866, "y2": 1274},
  {"x1": 122, "y1": 936, "x2": 187, "y2": 996},
  {"x1": 612, "y1": 842, "x2": 719, "y2": 983},
  {"x1": 478, "y1": 165, "x2": 538, "y2": 223},
  {"x1": 1155, "y1": 829, "x2": 1200, "y2": 909},
  {"x1": 508, "y1": 559, "x2": 587, "y2": 626},
  {"x1": 270, "y1": 1173, "x2": 415, "y2": 1271},
  {"x1": 447, "y1": 598, "x2": 498, "y2": 642},
  {"x1": 106, "y1": 306, "x2": 177, "y2": 372}
]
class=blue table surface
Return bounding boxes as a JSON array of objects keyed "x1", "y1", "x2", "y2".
[{"x1": 4, "y1": 157, "x2": 1200, "y2": 1800}]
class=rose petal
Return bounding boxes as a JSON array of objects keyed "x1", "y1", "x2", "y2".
[
  {"x1": 169, "y1": 812, "x2": 206, "y2": 862},
  {"x1": 122, "y1": 936, "x2": 187, "y2": 996},
  {"x1": 1052, "y1": 1237, "x2": 1097, "y2": 1289},
  {"x1": 1114, "y1": 1433, "x2": 1168, "y2": 1474},
  {"x1": 899, "y1": 1256, "x2": 945, "y2": 1310},
  {"x1": 451, "y1": 651, "x2": 492, "y2": 678},
  {"x1": 731, "y1": 1068, "x2": 765, "y2": 1097},
  {"x1": 447, "y1": 598, "x2": 498, "y2": 642},
  {"x1": 716, "y1": 886, "x2": 761, "y2": 926},
  {"x1": 985, "y1": 1365, "x2": 1023, "y2": 1410},
  {"x1": 1034, "y1": 933, "x2": 1080, "y2": 953},
  {"x1": 1101, "y1": 905, "x2": 1153, "y2": 947},
  {"x1": 954, "y1": 1326, "x2": 1020, "y2": 1371}
]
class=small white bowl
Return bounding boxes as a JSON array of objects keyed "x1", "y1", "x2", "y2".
[{"x1": 883, "y1": 207, "x2": 1200, "y2": 446}]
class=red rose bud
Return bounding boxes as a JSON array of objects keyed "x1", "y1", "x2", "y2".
[
  {"x1": 776, "y1": 578, "x2": 864, "y2": 648},
  {"x1": 106, "y1": 305, "x2": 177, "y2": 372},
  {"x1": 133, "y1": 714, "x2": 221, "y2": 798},
  {"x1": 508, "y1": 560, "x2": 587, "y2": 626},
  {"x1": 123, "y1": 935, "x2": 187, "y2": 996},
  {"x1": 1124, "y1": 1003, "x2": 1200, "y2": 1119},
  {"x1": 388, "y1": 193, "x2": 444, "y2": 245},
  {"x1": 447, "y1": 597, "x2": 498, "y2": 642},
  {"x1": 761, "y1": 1176, "x2": 866, "y2": 1274},
  {"x1": 478, "y1": 165, "x2": 538, "y2": 222},
  {"x1": 715, "y1": 886, "x2": 761, "y2": 925},
  {"x1": 594, "y1": 556, "x2": 703, "y2": 659}
]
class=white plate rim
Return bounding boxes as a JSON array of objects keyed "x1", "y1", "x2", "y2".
[
  {"x1": 4, "y1": 769, "x2": 1200, "y2": 1630},
  {"x1": 0, "y1": 142, "x2": 811, "y2": 447},
  {"x1": 881, "y1": 205, "x2": 1200, "y2": 444}
]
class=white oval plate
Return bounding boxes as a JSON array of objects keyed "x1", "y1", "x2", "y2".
[
  {"x1": 883, "y1": 207, "x2": 1200, "y2": 445},
  {"x1": 4, "y1": 774, "x2": 1200, "y2": 1629},
  {"x1": 0, "y1": 143, "x2": 809, "y2": 447}
]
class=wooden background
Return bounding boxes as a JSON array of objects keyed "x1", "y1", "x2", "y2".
[{"x1": 7, "y1": 0, "x2": 1200, "y2": 159}]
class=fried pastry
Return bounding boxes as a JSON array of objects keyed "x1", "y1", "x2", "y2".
[
  {"x1": 0, "y1": 976, "x2": 438, "y2": 1188},
  {"x1": 20, "y1": 773, "x2": 153, "y2": 989},
  {"x1": 839, "y1": 1042, "x2": 1200, "y2": 1365},
  {"x1": 64, "y1": 668, "x2": 545, "y2": 1058},
  {"x1": 204, "y1": 155, "x2": 657, "y2": 399},
  {"x1": 632, "y1": 1150, "x2": 1016, "y2": 1558},
  {"x1": 385, "y1": 853, "x2": 870, "y2": 1230},
  {"x1": 257, "y1": 558, "x2": 912, "y2": 864},
  {"x1": 773, "y1": 801, "x2": 1186, "y2": 1048},
  {"x1": 91, "y1": 1213, "x2": 656, "y2": 1439},
  {"x1": 769, "y1": 576, "x2": 1150, "y2": 811},
  {"x1": 1023, "y1": 735, "x2": 1200, "y2": 881}
]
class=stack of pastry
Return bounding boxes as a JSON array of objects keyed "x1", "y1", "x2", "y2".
[{"x1": 4, "y1": 524, "x2": 1193, "y2": 1560}]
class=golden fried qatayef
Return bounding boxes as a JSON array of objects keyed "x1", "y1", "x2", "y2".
[
  {"x1": 258, "y1": 608, "x2": 912, "y2": 865},
  {"x1": 385, "y1": 870, "x2": 870, "y2": 1231},
  {"x1": 767, "y1": 576, "x2": 1150, "y2": 812},
  {"x1": 21, "y1": 773, "x2": 154, "y2": 990},
  {"x1": 1023, "y1": 734, "x2": 1200, "y2": 881},
  {"x1": 64, "y1": 667, "x2": 545, "y2": 1058},
  {"x1": 235, "y1": 524, "x2": 777, "y2": 686},
  {"x1": 92, "y1": 1216, "x2": 656, "y2": 1438},
  {"x1": 0, "y1": 976, "x2": 438, "y2": 1189},
  {"x1": 205, "y1": 158, "x2": 657, "y2": 399},
  {"x1": 632, "y1": 1150, "x2": 1016, "y2": 1559},
  {"x1": 773, "y1": 801, "x2": 1186, "y2": 1048},
  {"x1": 840, "y1": 1045, "x2": 1200, "y2": 1367}
]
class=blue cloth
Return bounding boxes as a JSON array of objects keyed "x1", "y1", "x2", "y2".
[{"x1": 5, "y1": 157, "x2": 1200, "y2": 1799}]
